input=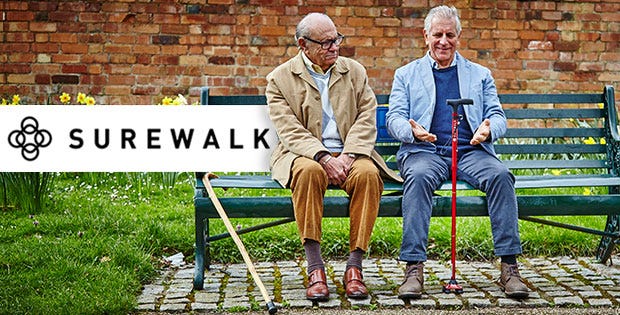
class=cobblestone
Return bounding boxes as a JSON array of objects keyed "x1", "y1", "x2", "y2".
[{"x1": 135, "y1": 255, "x2": 620, "y2": 312}]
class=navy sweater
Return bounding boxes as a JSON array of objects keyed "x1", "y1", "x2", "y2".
[{"x1": 429, "y1": 66, "x2": 474, "y2": 157}]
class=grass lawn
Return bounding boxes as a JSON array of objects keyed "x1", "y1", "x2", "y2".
[{"x1": 0, "y1": 172, "x2": 609, "y2": 314}]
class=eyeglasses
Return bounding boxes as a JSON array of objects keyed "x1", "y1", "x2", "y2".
[{"x1": 303, "y1": 33, "x2": 344, "y2": 50}]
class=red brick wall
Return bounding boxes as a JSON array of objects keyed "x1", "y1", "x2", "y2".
[{"x1": 1, "y1": 0, "x2": 618, "y2": 105}]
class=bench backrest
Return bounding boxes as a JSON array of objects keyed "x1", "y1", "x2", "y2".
[{"x1": 201, "y1": 86, "x2": 618, "y2": 175}]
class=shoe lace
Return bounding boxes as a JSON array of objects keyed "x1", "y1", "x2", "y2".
[
  {"x1": 507, "y1": 264, "x2": 520, "y2": 277},
  {"x1": 405, "y1": 263, "x2": 421, "y2": 278}
]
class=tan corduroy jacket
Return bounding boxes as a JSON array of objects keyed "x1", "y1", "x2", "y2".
[{"x1": 266, "y1": 52, "x2": 402, "y2": 187}]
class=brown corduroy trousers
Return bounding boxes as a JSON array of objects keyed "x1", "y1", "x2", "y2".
[{"x1": 289, "y1": 156, "x2": 383, "y2": 252}]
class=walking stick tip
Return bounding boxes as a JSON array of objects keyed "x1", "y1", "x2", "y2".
[{"x1": 267, "y1": 301, "x2": 278, "y2": 314}]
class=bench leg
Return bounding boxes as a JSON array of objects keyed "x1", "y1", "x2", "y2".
[
  {"x1": 596, "y1": 214, "x2": 620, "y2": 264},
  {"x1": 194, "y1": 212, "x2": 210, "y2": 290}
]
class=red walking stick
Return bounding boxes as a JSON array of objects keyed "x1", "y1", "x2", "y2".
[{"x1": 442, "y1": 98, "x2": 473, "y2": 294}]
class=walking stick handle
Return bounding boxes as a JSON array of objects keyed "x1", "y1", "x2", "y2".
[{"x1": 446, "y1": 98, "x2": 473, "y2": 113}]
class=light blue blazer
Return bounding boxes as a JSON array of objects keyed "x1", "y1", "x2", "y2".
[{"x1": 386, "y1": 51, "x2": 506, "y2": 164}]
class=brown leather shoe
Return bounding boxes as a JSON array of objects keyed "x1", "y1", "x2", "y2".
[
  {"x1": 306, "y1": 268, "x2": 329, "y2": 301},
  {"x1": 499, "y1": 262, "x2": 529, "y2": 299},
  {"x1": 398, "y1": 262, "x2": 424, "y2": 299},
  {"x1": 344, "y1": 267, "x2": 368, "y2": 299}
]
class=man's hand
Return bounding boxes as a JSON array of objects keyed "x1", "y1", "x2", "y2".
[
  {"x1": 409, "y1": 119, "x2": 437, "y2": 142},
  {"x1": 319, "y1": 154, "x2": 355, "y2": 186},
  {"x1": 470, "y1": 119, "x2": 491, "y2": 145}
]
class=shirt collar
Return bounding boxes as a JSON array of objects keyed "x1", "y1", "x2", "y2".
[
  {"x1": 301, "y1": 51, "x2": 334, "y2": 75},
  {"x1": 427, "y1": 50, "x2": 458, "y2": 69}
]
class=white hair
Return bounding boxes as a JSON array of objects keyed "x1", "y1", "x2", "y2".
[{"x1": 424, "y1": 5, "x2": 462, "y2": 35}]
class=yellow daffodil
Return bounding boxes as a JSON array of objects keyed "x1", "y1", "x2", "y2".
[
  {"x1": 160, "y1": 96, "x2": 173, "y2": 105},
  {"x1": 1, "y1": 98, "x2": 7, "y2": 106},
  {"x1": 583, "y1": 188, "x2": 591, "y2": 195},
  {"x1": 77, "y1": 92, "x2": 87, "y2": 104},
  {"x1": 598, "y1": 103, "x2": 604, "y2": 109},
  {"x1": 551, "y1": 169, "x2": 562, "y2": 176},
  {"x1": 60, "y1": 92, "x2": 71, "y2": 104},
  {"x1": 600, "y1": 138, "x2": 606, "y2": 145},
  {"x1": 11, "y1": 95, "x2": 20, "y2": 105},
  {"x1": 85, "y1": 96, "x2": 96, "y2": 106},
  {"x1": 175, "y1": 94, "x2": 188, "y2": 105},
  {"x1": 583, "y1": 137, "x2": 596, "y2": 145}
]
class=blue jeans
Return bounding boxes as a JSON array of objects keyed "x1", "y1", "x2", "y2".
[{"x1": 399, "y1": 150, "x2": 522, "y2": 262}]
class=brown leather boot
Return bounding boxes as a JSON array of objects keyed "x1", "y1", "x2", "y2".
[
  {"x1": 344, "y1": 267, "x2": 368, "y2": 299},
  {"x1": 306, "y1": 268, "x2": 329, "y2": 301},
  {"x1": 398, "y1": 262, "x2": 424, "y2": 299},
  {"x1": 499, "y1": 262, "x2": 529, "y2": 299}
]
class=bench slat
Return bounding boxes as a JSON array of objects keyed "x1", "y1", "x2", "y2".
[
  {"x1": 504, "y1": 108, "x2": 604, "y2": 119},
  {"x1": 501, "y1": 159, "x2": 608, "y2": 169},
  {"x1": 499, "y1": 94, "x2": 605, "y2": 104},
  {"x1": 202, "y1": 94, "x2": 605, "y2": 107},
  {"x1": 495, "y1": 143, "x2": 606, "y2": 154},
  {"x1": 195, "y1": 194, "x2": 620, "y2": 219},
  {"x1": 207, "y1": 174, "x2": 620, "y2": 191},
  {"x1": 504, "y1": 128, "x2": 605, "y2": 138}
]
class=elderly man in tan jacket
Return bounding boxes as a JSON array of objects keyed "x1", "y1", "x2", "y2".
[{"x1": 266, "y1": 13, "x2": 401, "y2": 302}]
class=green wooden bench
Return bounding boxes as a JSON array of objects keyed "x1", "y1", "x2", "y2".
[{"x1": 193, "y1": 85, "x2": 620, "y2": 290}]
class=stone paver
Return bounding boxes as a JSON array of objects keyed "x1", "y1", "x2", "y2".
[{"x1": 135, "y1": 255, "x2": 620, "y2": 312}]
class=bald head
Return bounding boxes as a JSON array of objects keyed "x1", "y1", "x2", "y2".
[{"x1": 295, "y1": 13, "x2": 335, "y2": 44}]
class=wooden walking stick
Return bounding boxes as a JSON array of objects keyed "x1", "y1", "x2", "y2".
[{"x1": 201, "y1": 174, "x2": 278, "y2": 314}]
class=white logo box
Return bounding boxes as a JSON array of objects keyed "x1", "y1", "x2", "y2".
[{"x1": 0, "y1": 105, "x2": 277, "y2": 172}]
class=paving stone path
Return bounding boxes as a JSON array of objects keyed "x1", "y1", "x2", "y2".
[{"x1": 136, "y1": 255, "x2": 620, "y2": 313}]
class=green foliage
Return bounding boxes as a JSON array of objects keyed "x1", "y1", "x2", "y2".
[
  {"x1": 0, "y1": 170, "x2": 611, "y2": 314},
  {"x1": 0, "y1": 172, "x2": 194, "y2": 314},
  {"x1": 0, "y1": 172, "x2": 55, "y2": 213}
]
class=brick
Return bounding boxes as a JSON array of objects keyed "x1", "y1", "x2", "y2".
[
  {"x1": 52, "y1": 75, "x2": 79, "y2": 84},
  {"x1": 30, "y1": 22, "x2": 57, "y2": 32},
  {"x1": 152, "y1": 35, "x2": 180, "y2": 45},
  {"x1": 554, "y1": 62, "x2": 577, "y2": 72},
  {"x1": 57, "y1": 22, "x2": 87, "y2": 33},
  {"x1": 62, "y1": 64, "x2": 88, "y2": 74},
  {"x1": 79, "y1": 12, "x2": 106, "y2": 23},
  {"x1": 6, "y1": 32, "x2": 35, "y2": 42},
  {"x1": 162, "y1": 24, "x2": 189, "y2": 35},
  {"x1": 209, "y1": 56, "x2": 235, "y2": 65},
  {"x1": 49, "y1": 33, "x2": 78, "y2": 43},
  {"x1": 153, "y1": 14, "x2": 181, "y2": 24},
  {"x1": 347, "y1": 17, "x2": 374, "y2": 27},
  {"x1": 150, "y1": 55, "x2": 177, "y2": 65},
  {"x1": 32, "y1": 43, "x2": 60, "y2": 53},
  {"x1": 7, "y1": 74, "x2": 35, "y2": 84},
  {"x1": 61, "y1": 44, "x2": 89, "y2": 54},
  {"x1": 470, "y1": 19, "x2": 497, "y2": 29},
  {"x1": 35, "y1": 74, "x2": 50, "y2": 84},
  {"x1": 110, "y1": 54, "x2": 137, "y2": 64},
  {"x1": 105, "y1": 85, "x2": 131, "y2": 96},
  {"x1": 554, "y1": 41, "x2": 579, "y2": 52},
  {"x1": 6, "y1": 11, "x2": 34, "y2": 21},
  {"x1": 528, "y1": 41, "x2": 553, "y2": 50},
  {"x1": 104, "y1": 45, "x2": 132, "y2": 54},
  {"x1": 375, "y1": 17, "x2": 401, "y2": 27},
  {"x1": 180, "y1": 55, "x2": 208, "y2": 66},
  {"x1": 156, "y1": 44, "x2": 187, "y2": 55},
  {"x1": 542, "y1": 11, "x2": 562, "y2": 21}
]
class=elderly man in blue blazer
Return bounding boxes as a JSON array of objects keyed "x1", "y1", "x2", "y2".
[{"x1": 386, "y1": 5, "x2": 529, "y2": 300}]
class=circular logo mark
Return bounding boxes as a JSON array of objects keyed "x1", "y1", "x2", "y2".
[{"x1": 8, "y1": 116, "x2": 52, "y2": 161}]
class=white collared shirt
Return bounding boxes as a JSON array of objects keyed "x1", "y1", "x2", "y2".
[{"x1": 301, "y1": 52, "x2": 343, "y2": 152}]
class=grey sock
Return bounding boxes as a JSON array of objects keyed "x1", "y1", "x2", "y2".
[
  {"x1": 346, "y1": 248, "x2": 364, "y2": 271},
  {"x1": 304, "y1": 239, "x2": 324, "y2": 273}
]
